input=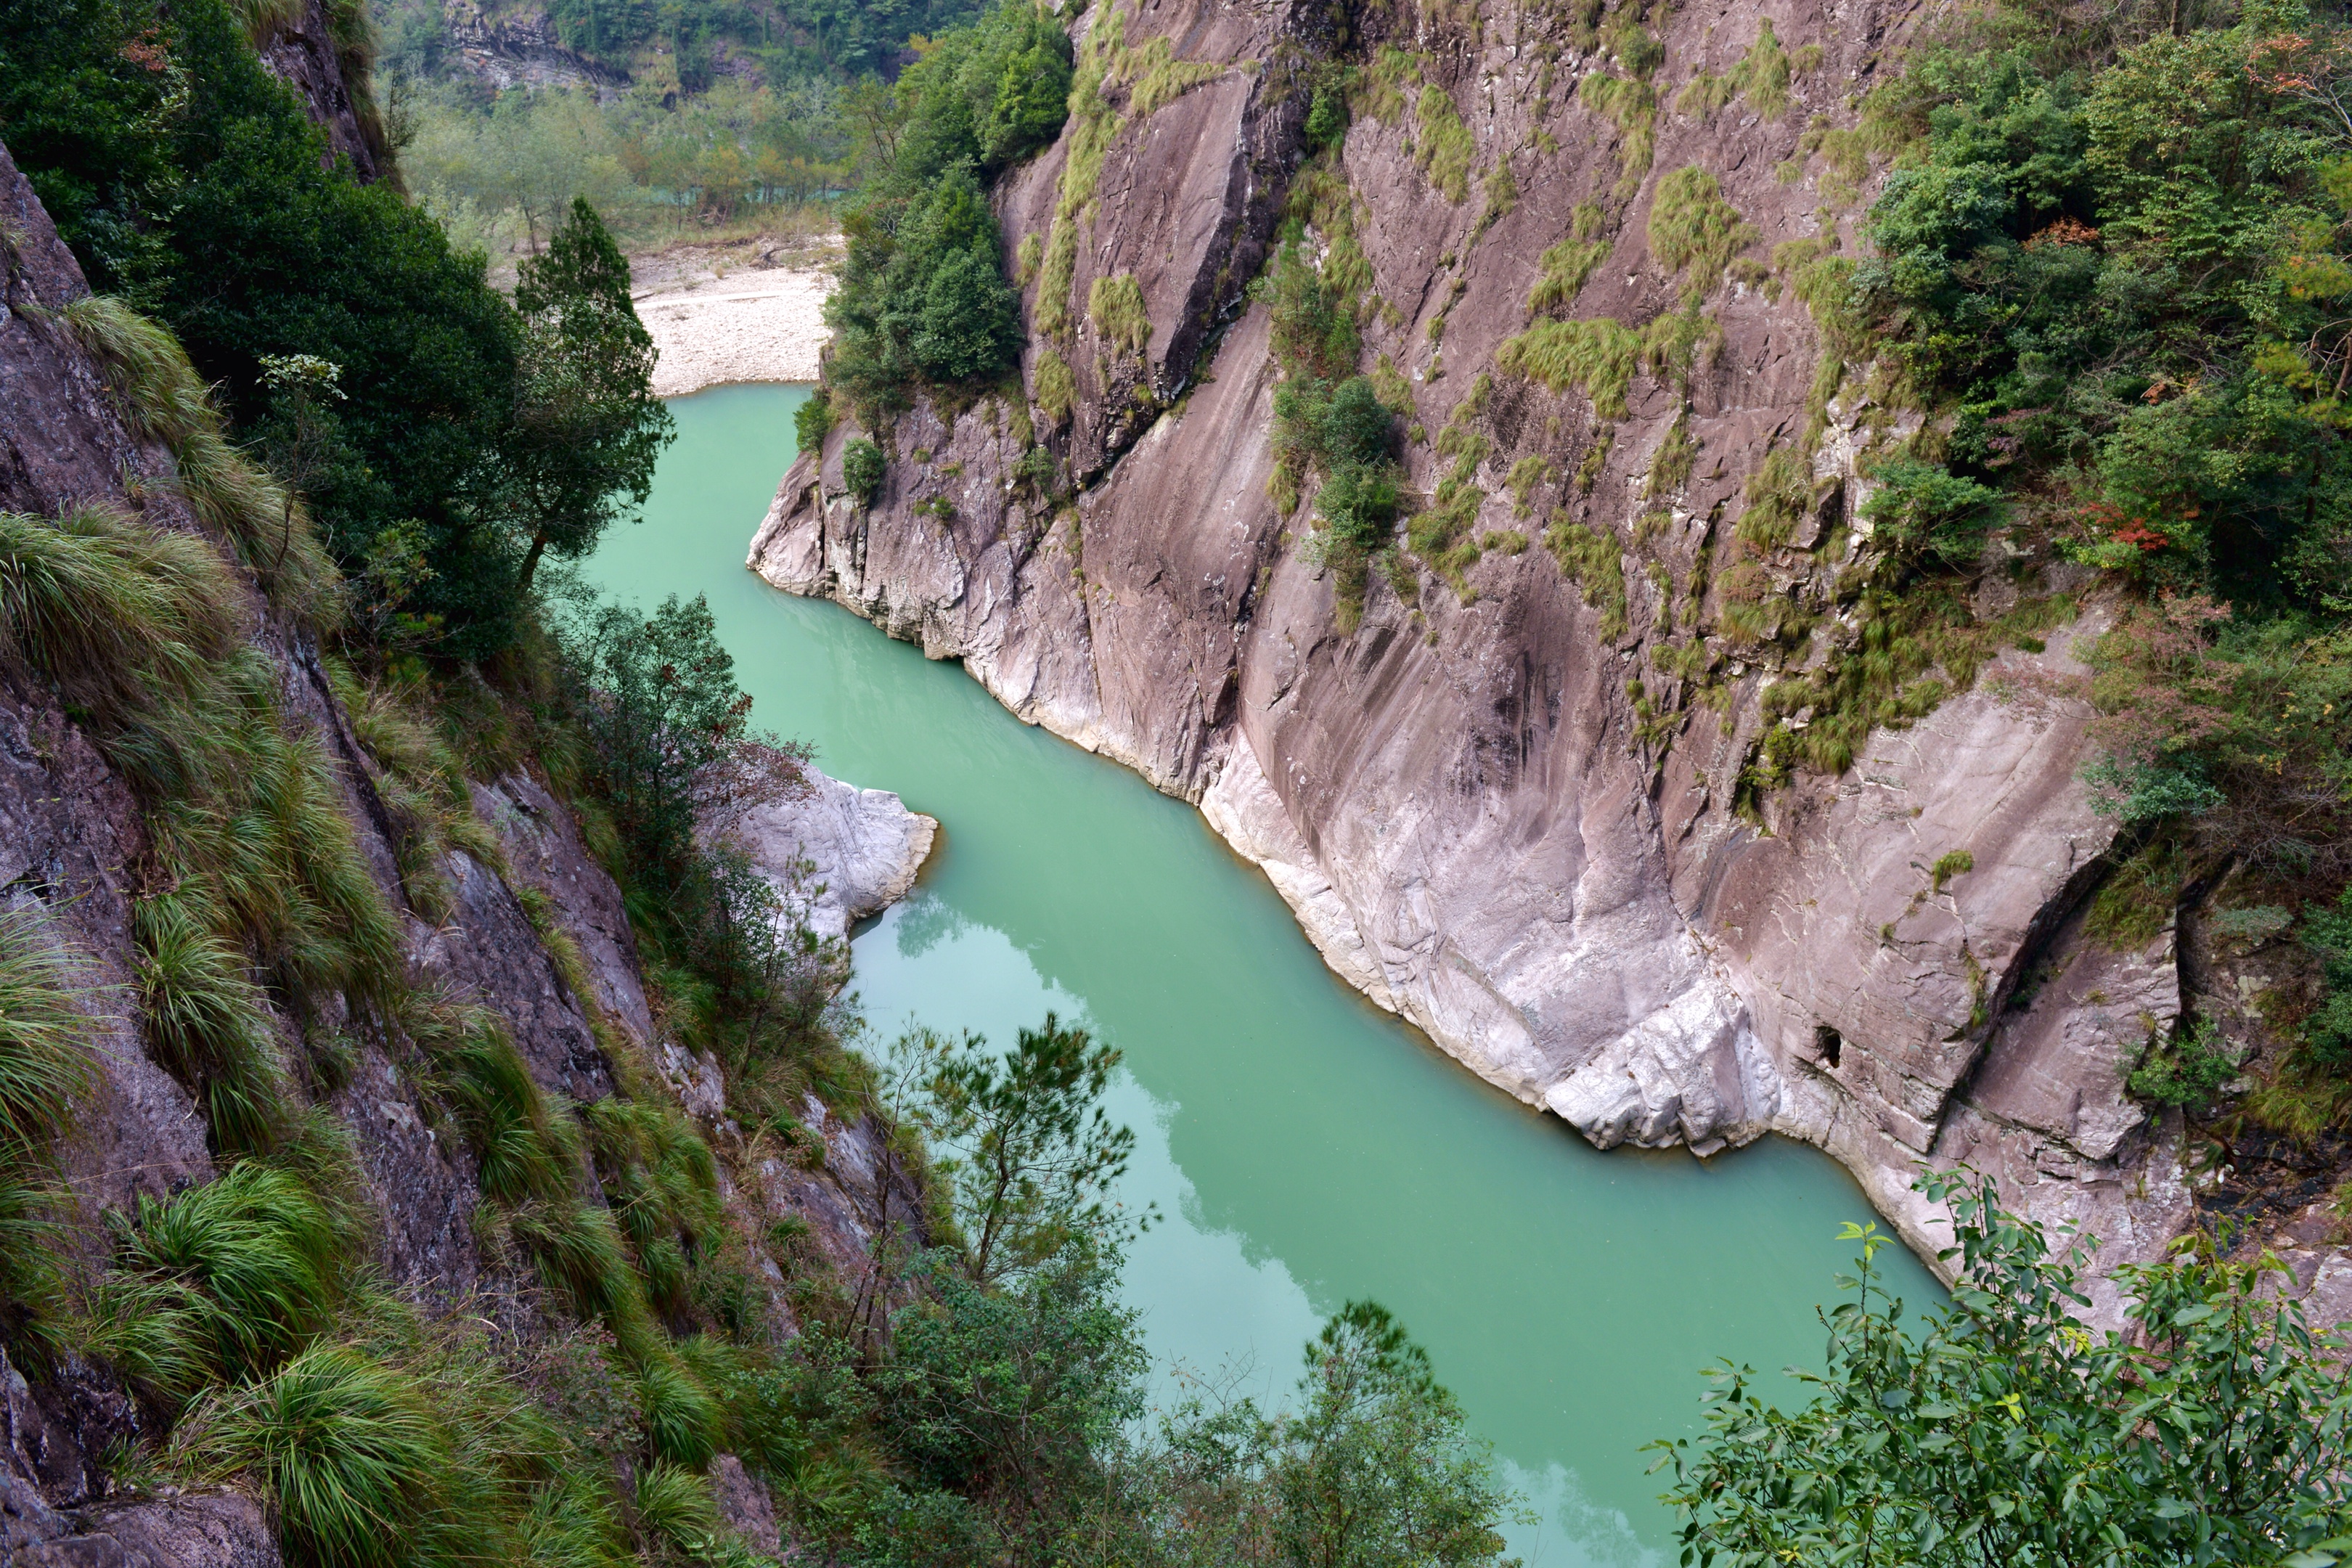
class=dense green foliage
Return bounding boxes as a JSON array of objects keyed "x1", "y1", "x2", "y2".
[
  {"x1": 509, "y1": 198, "x2": 675, "y2": 593},
  {"x1": 823, "y1": 1, "x2": 1069, "y2": 409},
  {"x1": 2298, "y1": 887, "x2": 2352, "y2": 1066},
  {"x1": 1082, "y1": 1299, "x2": 1526, "y2": 1568},
  {"x1": 1261, "y1": 232, "x2": 1409, "y2": 623},
  {"x1": 0, "y1": 0, "x2": 688, "y2": 661},
  {"x1": 1860, "y1": 13, "x2": 2351, "y2": 608},
  {"x1": 844, "y1": 435, "x2": 888, "y2": 500},
  {"x1": 895, "y1": 1016, "x2": 1136, "y2": 1285},
  {"x1": 395, "y1": 76, "x2": 857, "y2": 252},
  {"x1": 1834, "y1": 0, "x2": 2352, "y2": 1132},
  {"x1": 786, "y1": 1206, "x2": 1522, "y2": 1566},
  {"x1": 0, "y1": 0, "x2": 539, "y2": 656},
  {"x1": 1658, "y1": 1170, "x2": 2352, "y2": 1565},
  {"x1": 775, "y1": 0, "x2": 992, "y2": 77}
]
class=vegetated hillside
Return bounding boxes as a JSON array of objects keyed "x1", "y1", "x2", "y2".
[
  {"x1": 0, "y1": 131, "x2": 905, "y2": 1567},
  {"x1": 369, "y1": 0, "x2": 897, "y2": 265},
  {"x1": 757, "y1": 0, "x2": 2352, "y2": 1318},
  {"x1": 0, "y1": 8, "x2": 1540, "y2": 1566},
  {"x1": 380, "y1": 0, "x2": 989, "y2": 94}
]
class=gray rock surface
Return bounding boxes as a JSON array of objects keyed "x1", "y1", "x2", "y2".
[
  {"x1": 250, "y1": 0, "x2": 390, "y2": 184},
  {"x1": 727, "y1": 767, "x2": 939, "y2": 941},
  {"x1": 7, "y1": 1346, "x2": 276, "y2": 1568},
  {"x1": 744, "y1": 0, "x2": 2278, "y2": 1314},
  {"x1": 708, "y1": 1455, "x2": 781, "y2": 1557}
]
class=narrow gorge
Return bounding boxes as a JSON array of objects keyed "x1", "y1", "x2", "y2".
[
  {"x1": 751, "y1": 0, "x2": 2347, "y2": 1318},
  {"x1": 7, "y1": 0, "x2": 2352, "y2": 1558}
]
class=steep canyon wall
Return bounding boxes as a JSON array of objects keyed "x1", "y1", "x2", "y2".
[{"x1": 748, "y1": 0, "x2": 2289, "y2": 1317}]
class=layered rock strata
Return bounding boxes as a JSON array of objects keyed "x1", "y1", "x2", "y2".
[{"x1": 748, "y1": 0, "x2": 2252, "y2": 1311}]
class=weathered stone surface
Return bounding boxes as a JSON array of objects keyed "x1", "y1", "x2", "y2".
[
  {"x1": 4, "y1": 1350, "x2": 135, "y2": 1523},
  {"x1": 478, "y1": 772, "x2": 658, "y2": 1047},
  {"x1": 441, "y1": 0, "x2": 632, "y2": 92},
  {"x1": 250, "y1": 0, "x2": 389, "y2": 184},
  {"x1": 728, "y1": 765, "x2": 939, "y2": 940},
  {"x1": 7, "y1": 1348, "x2": 270, "y2": 1568},
  {"x1": 743, "y1": 0, "x2": 2281, "y2": 1312},
  {"x1": 0, "y1": 142, "x2": 219, "y2": 1230},
  {"x1": 709, "y1": 1455, "x2": 781, "y2": 1557},
  {"x1": 12, "y1": 1493, "x2": 282, "y2": 1568},
  {"x1": 408, "y1": 849, "x2": 614, "y2": 1101}
]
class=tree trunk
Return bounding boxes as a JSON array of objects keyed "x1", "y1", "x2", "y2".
[{"x1": 516, "y1": 530, "x2": 552, "y2": 594}]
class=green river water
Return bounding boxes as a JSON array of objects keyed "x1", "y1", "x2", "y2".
[{"x1": 581, "y1": 383, "x2": 1939, "y2": 1566}]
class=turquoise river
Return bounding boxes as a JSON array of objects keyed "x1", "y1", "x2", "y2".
[{"x1": 581, "y1": 383, "x2": 1939, "y2": 1567}]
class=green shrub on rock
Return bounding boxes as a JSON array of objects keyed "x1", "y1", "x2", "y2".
[
  {"x1": 795, "y1": 388, "x2": 836, "y2": 456},
  {"x1": 1657, "y1": 1170, "x2": 2352, "y2": 1564},
  {"x1": 843, "y1": 438, "x2": 887, "y2": 505},
  {"x1": 821, "y1": 3, "x2": 1069, "y2": 411}
]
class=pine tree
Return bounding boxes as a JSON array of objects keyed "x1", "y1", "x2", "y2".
[{"x1": 507, "y1": 197, "x2": 674, "y2": 594}]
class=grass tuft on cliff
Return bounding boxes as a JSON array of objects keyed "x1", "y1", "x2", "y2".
[
  {"x1": 184, "y1": 1343, "x2": 449, "y2": 1568},
  {"x1": 0, "y1": 907, "x2": 97, "y2": 1354},
  {"x1": 134, "y1": 892, "x2": 296, "y2": 1157},
  {"x1": 89, "y1": 1164, "x2": 340, "y2": 1406}
]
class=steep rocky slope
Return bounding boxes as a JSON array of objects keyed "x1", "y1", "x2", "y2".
[
  {"x1": 253, "y1": 0, "x2": 397, "y2": 184},
  {"x1": 748, "y1": 0, "x2": 2319, "y2": 1315},
  {"x1": 0, "y1": 139, "x2": 927, "y2": 1563}
]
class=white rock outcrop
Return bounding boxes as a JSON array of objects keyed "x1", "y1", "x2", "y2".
[{"x1": 730, "y1": 767, "x2": 938, "y2": 940}]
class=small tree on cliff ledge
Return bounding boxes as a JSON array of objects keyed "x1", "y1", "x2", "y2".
[
  {"x1": 1652, "y1": 1171, "x2": 2352, "y2": 1567},
  {"x1": 507, "y1": 197, "x2": 673, "y2": 594}
]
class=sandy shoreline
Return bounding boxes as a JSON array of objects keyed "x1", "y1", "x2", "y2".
[{"x1": 632, "y1": 241, "x2": 838, "y2": 397}]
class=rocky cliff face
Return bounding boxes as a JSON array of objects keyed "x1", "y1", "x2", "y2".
[
  {"x1": 0, "y1": 139, "x2": 928, "y2": 1561},
  {"x1": 440, "y1": 0, "x2": 634, "y2": 94},
  {"x1": 747, "y1": 0, "x2": 2332, "y2": 1317},
  {"x1": 251, "y1": 0, "x2": 396, "y2": 184}
]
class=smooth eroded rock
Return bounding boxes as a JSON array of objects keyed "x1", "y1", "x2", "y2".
[{"x1": 728, "y1": 766, "x2": 938, "y2": 940}]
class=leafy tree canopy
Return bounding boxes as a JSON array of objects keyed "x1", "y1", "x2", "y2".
[
  {"x1": 507, "y1": 197, "x2": 676, "y2": 594},
  {"x1": 1, "y1": 0, "x2": 528, "y2": 656},
  {"x1": 1656, "y1": 1170, "x2": 2352, "y2": 1567},
  {"x1": 822, "y1": 1, "x2": 1068, "y2": 409}
]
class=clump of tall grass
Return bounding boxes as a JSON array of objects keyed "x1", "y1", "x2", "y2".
[
  {"x1": 88, "y1": 1164, "x2": 340, "y2": 1407},
  {"x1": 507, "y1": 1199, "x2": 653, "y2": 1345},
  {"x1": 399, "y1": 994, "x2": 655, "y2": 1340},
  {"x1": 60, "y1": 295, "x2": 213, "y2": 446},
  {"x1": 133, "y1": 650, "x2": 405, "y2": 1017},
  {"x1": 62, "y1": 295, "x2": 340, "y2": 628},
  {"x1": 227, "y1": 0, "x2": 307, "y2": 44},
  {"x1": 519, "y1": 1474, "x2": 634, "y2": 1568},
  {"x1": 635, "y1": 1352, "x2": 724, "y2": 1469},
  {"x1": 433, "y1": 1011, "x2": 581, "y2": 1206},
  {"x1": 0, "y1": 505, "x2": 240, "y2": 729},
  {"x1": 632, "y1": 1459, "x2": 720, "y2": 1556},
  {"x1": 0, "y1": 905, "x2": 99, "y2": 1349},
  {"x1": 3, "y1": 493, "x2": 402, "y2": 1153},
  {"x1": 134, "y1": 891, "x2": 293, "y2": 1156},
  {"x1": 584, "y1": 1098, "x2": 722, "y2": 1320},
  {"x1": 181, "y1": 1342, "x2": 448, "y2": 1568},
  {"x1": 0, "y1": 905, "x2": 95, "y2": 1161},
  {"x1": 324, "y1": 658, "x2": 507, "y2": 921}
]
